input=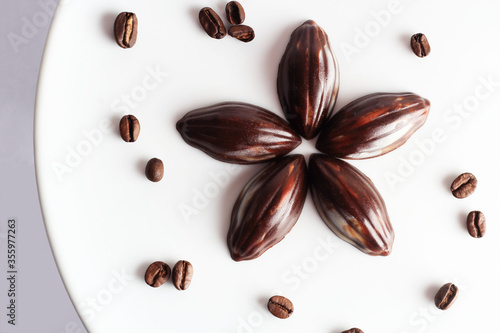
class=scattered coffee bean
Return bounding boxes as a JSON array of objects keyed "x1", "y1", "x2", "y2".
[
  {"x1": 434, "y1": 283, "x2": 459, "y2": 310},
  {"x1": 172, "y1": 260, "x2": 194, "y2": 290},
  {"x1": 467, "y1": 210, "x2": 486, "y2": 238},
  {"x1": 410, "y1": 33, "x2": 430, "y2": 58},
  {"x1": 225, "y1": 1, "x2": 245, "y2": 25},
  {"x1": 199, "y1": 7, "x2": 226, "y2": 39},
  {"x1": 229, "y1": 25, "x2": 255, "y2": 43},
  {"x1": 450, "y1": 172, "x2": 477, "y2": 198},
  {"x1": 145, "y1": 158, "x2": 164, "y2": 182},
  {"x1": 119, "y1": 115, "x2": 140, "y2": 142},
  {"x1": 114, "y1": 12, "x2": 138, "y2": 49},
  {"x1": 342, "y1": 329, "x2": 364, "y2": 333},
  {"x1": 267, "y1": 295, "x2": 294, "y2": 319},
  {"x1": 144, "y1": 261, "x2": 171, "y2": 287}
]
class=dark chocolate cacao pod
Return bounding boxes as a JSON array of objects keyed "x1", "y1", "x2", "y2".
[
  {"x1": 309, "y1": 154, "x2": 394, "y2": 256},
  {"x1": 176, "y1": 102, "x2": 301, "y2": 164},
  {"x1": 277, "y1": 20, "x2": 339, "y2": 140},
  {"x1": 316, "y1": 92, "x2": 430, "y2": 159},
  {"x1": 228, "y1": 155, "x2": 307, "y2": 261}
]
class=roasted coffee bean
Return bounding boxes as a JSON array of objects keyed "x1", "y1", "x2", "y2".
[
  {"x1": 144, "y1": 261, "x2": 171, "y2": 287},
  {"x1": 268, "y1": 295, "x2": 294, "y2": 319},
  {"x1": 467, "y1": 211, "x2": 486, "y2": 238},
  {"x1": 316, "y1": 93, "x2": 430, "y2": 159},
  {"x1": 225, "y1": 1, "x2": 245, "y2": 24},
  {"x1": 199, "y1": 7, "x2": 226, "y2": 39},
  {"x1": 342, "y1": 329, "x2": 364, "y2": 333},
  {"x1": 114, "y1": 12, "x2": 138, "y2": 48},
  {"x1": 450, "y1": 172, "x2": 477, "y2": 198},
  {"x1": 434, "y1": 283, "x2": 459, "y2": 310},
  {"x1": 177, "y1": 102, "x2": 301, "y2": 164},
  {"x1": 278, "y1": 20, "x2": 339, "y2": 139},
  {"x1": 228, "y1": 25, "x2": 255, "y2": 42},
  {"x1": 309, "y1": 154, "x2": 394, "y2": 256},
  {"x1": 145, "y1": 158, "x2": 164, "y2": 182},
  {"x1": 172, "y1": 260, "x2": 194, "y2": 291},
  {"x1": 119, "y1": 115, "x2": 140, "y2": 142},
  {"x1": 411, "y1": 33, "x2": 431, "y2": 57},
  {"x1": 227, "y1": 155, "x2": 307, "y2": 261}
]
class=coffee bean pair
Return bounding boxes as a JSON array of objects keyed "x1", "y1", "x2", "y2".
[
  {"x1": 119, "y1": 115, "x2": 164, "y2": 182},
  {"x1": 199, "y1": 2, "x2": 255, "y2": 42},
  {"x1": 450, "y1": 172, "x2": 486, "y2": 238},
  {"x1": 145, "y1": 260, "x2": 193, "y2": 290},
  {"x1": 270, "y1": 285, "x2": 459, "y2": 323}
]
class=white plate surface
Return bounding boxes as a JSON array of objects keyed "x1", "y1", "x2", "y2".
[{"x1": 36, "y1": 0, "x2": 500, "y2": 332}]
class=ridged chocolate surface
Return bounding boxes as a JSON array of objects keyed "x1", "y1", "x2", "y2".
[
  {"x1": 309, "y1": 154, "x2": 394, "y2": 256},
  {"x1": 176, "y1": 102, "x2": 301, "y2": 164},
  {"x1": 228, "y1": 155, "x2": 307, "y2": 261},
  {"x1": 316, "y1": 92, "x2": 430, "y2": 159},
  {"x1": 277, "y1": 20, "x2": 339, "y2": 139}
]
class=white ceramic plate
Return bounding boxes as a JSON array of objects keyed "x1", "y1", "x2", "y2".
[{"x1": 36, "y1": 0, "x2": 500, "y2": 332}]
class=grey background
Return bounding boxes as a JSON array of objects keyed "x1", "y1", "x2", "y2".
[{"x1": 0, "y1": 0, "x2": 86, "y2": 332}]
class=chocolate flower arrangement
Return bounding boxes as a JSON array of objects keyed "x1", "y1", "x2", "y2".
[{"x1": 177, "y1": 20, "x2": 430, "y2": 261}]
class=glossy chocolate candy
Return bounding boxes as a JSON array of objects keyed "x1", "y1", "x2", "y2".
[
  {"x1": 277, "y1": 20, "x2": 339, "y2": 140},
  {"x1": 176, "y1": 102, "x2": 301, "y2": 164},
  {"x1": 316, "y1": 92, "x2": 430, "y2": 159},
  {"x1": 228, "y1": 155, "x2": 307, "y2": 261},
  {"x1": 309, "y1": 154, "x2": 394, "y2": 256}
]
